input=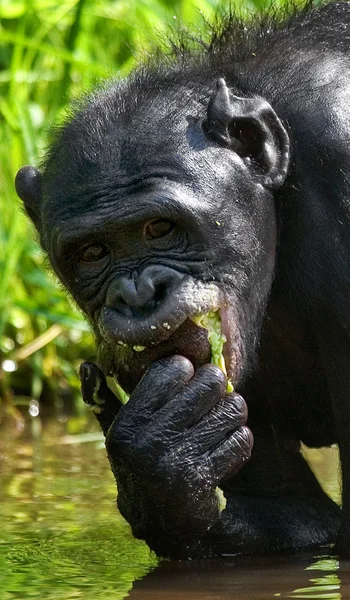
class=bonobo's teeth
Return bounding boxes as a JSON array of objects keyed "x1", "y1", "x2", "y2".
[{"x1": 221, "y1": 306, "x2": 242, "y2": 384}]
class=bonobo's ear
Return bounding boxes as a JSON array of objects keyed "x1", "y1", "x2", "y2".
[
  {"x1": 15, "y1": 166, "x2": 42, "y2": 229},
  {"x1": 203, "y1": 78, "x2": 290, "y2": 189}
]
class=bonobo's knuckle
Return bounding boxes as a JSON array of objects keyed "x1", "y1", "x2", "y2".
[
  {"x1": 163, "y1": 363, "x2": 228, "y2": 429},
  {"x1": 106, "y1": 434, "x2": 134, "y2": 464},
  {"x1": 190, "y1": 395, "x2": 249, "y2": 453},
  {"x1": 224, "y1": 392, "x2": 248, "y2": 425},
  {"x1": 209, "y1": 425, "x2": 253, "y2": 481},
  {"x1": 130, "y1": 355, "x2": 195, "y2": 413},
  {"x1": 106, "y1": 410, "x2": 164, "y2": 464}
]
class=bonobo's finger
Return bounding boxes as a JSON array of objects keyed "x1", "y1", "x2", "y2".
[
  {"x1": 128, "y1": 355, "x2": 194, "y2": 414},
  {"x1": 189, "y1": 393, "x2": 248, "y2": 452},
  {"x1": 80, "y1": 362, "x2": 119, "y2": 435},
  {"x1": 157, "y1": 364, "x2": 226, "y2": 429},
  {"x1": 80, "y1": 362, "x2": 117, "y2": 409},
  {"x1": 207, "y1": 426, "x2": 253, "y2": 483}
]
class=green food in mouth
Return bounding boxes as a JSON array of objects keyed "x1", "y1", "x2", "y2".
[
  {"x1": 111, "y1": 311, "x2": 233, "y2": 406},
  {"x1": 190, "y1": 311, "x2": 234, "y2": 393},
  {"x1": 107, "y1": 311, "x2": 231, "y2": 512},
  {"x1": 191, "y1": 310, "x2": 235, "y2": 514}
]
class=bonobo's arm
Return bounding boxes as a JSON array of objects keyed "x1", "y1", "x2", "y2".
[{"x1": 81, "y1": 359, "x2": 339, "y2": 559}]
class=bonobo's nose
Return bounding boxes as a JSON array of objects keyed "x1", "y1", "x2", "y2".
[{"x1": 106, "y1": 266, "x2": 185, "y2": 317}]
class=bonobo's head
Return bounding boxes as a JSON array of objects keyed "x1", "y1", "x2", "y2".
[{"x1": 16, "y1": 72, "x2": 290, "y2": 393}]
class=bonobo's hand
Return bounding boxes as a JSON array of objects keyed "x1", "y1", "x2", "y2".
[{"x1": 80, "y1": 356, "x2": 253, "y2": 557}]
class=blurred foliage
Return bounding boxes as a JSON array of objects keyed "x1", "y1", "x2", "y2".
[{"x1": 0, "y1": 0, "x2": 285, "y2": 414}]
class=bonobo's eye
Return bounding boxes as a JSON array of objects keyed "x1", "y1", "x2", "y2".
[
  {"x1": 79, "y1": 244, "x2": 109, "y2": 263},
  {"x1": 144, "y1": 219, "x2": 174, "y2": 240}
]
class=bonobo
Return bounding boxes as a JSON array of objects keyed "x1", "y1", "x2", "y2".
[{"x1": 16, "y1": 1, "x2": 350, "y2": 559}]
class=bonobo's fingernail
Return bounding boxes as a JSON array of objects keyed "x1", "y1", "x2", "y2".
[
  {"x1": 163, "y1": 355, "x2": 195, "y2": 376},
  {"x1": 80, "y1": 361, "x2": 99, "y2": 383},
  {"x1": 79, "y1": 362, "x2": 90, "y2": 382},
  {"x1": 193, "y1": 362, "x2": 227, "y2": 388}
]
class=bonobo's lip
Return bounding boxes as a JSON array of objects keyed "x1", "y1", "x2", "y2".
[
  {"x1": 98, "y1": 277, "x2": 243, "y2": 392},
  {"x1": 99, "y1": 276, "x2": 224, "y2": 347}
]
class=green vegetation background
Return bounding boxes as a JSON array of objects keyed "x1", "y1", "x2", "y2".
[{"x1": 0, "y1": 0, "x2": 281, "y2": 414}]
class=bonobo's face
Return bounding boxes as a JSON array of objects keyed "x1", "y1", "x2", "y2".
[{"x1": 16, "y1": 75, "x2": 290, "y2": 393}]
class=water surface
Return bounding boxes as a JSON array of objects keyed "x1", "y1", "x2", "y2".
[{"x1": 1, "y1": 412, "x2": 348, "y2": 599}]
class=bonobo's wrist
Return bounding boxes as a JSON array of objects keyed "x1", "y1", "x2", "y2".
[
  {"x1": 144, "y1": 531, "x2": 213, "y2": 560},
  {"x1": 116, "y1": 474, "x2": 221, "y2": 556},
  {"x1": 143, "y1": 515, "x2": 230, "y2": 559}
]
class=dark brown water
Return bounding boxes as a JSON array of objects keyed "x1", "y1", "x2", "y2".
[{"x1": 0, "y1": 410, "x2": 348, "y2": 600}]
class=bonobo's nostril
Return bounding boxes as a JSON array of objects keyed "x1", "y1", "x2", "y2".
[
  {"x1": 118, "y1": 275, "x2": 155, "y2": 307},
  {"x1": 105, "y1": 266, "x2": 186, "y2": 316}
]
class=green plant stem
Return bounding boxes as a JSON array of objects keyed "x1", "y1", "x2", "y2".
[{"x1": 59, "y1": 0, "x2": 89, "y2": 103}]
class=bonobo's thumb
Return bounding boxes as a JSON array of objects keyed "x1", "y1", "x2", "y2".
[{"x1": 80, "y1": 362, "x2": 121, "y2": 435}]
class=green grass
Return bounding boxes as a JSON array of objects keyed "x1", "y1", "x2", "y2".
[{"x1": 0, "y1": 0, "x2": 285, "y2": 412}]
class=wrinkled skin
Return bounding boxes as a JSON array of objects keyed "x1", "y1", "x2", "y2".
[
  {"x1": 16, "y1": 1, "x2": 350, "y2": 558},
  {"x1": 81, "y1": 358, "x2": 252, "y2": 557}
]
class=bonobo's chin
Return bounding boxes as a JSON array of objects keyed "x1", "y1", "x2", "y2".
[{"x1": 95, "y1": 277, "x2": 244, "y2": 395}]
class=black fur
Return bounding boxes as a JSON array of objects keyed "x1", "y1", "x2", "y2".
[{"x1": 16, "y1": 1, "x2": 350, "y2": 558}]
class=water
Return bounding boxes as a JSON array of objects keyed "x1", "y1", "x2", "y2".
[
  {"x1": 0, "y1": 415, "x2": 157, "y2": 599},
  {"x1": 1, "y1": 412, "x2": 349, "y2": 600}
]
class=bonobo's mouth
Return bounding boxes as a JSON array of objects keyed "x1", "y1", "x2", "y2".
[{"x1": 97, "y1": 276, "x2": 243, "y2": 395}]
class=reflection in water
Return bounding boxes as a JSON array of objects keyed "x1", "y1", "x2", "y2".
[
  {"x1": 0, "y1": 414, "x2": 348, "y2": 600},
  {"x1": 287, "y1": 556, "x2": 341, "y2": 599},
  {"x1": 0, "y1": 416, "x2": 158, "y2": 599},
  {"x1": 129, "y1": 553, "x2": 345, "y2": 600}
]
